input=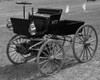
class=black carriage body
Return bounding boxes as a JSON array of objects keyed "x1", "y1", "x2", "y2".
[
  {"x1": 10, "y1": 8, "x2": 84, "y2": 37},
  {"x1": 47, "y1": 20, "x2": 84, "y2": 35}
]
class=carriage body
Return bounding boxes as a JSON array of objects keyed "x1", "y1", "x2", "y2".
[
  {"x1": 8, "y1": 8, "x2": 84, "y2": 37},
  {"x1": 6, "y1": 6, "x2": 98, "y2": 77},
  {"x1": 9, "y1": 18, "x2": 84, "y2": 36}
]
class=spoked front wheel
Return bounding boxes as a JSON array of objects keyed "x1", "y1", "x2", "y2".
[
  {"x1": 6, "y1": 35, "x2": 29, "y2": 65},
  {"x1": 37, "y1": 40, "x2": 65, "y2": 76},
  {"x1": 72, "y1": 25, "x2": 98, "y2": 63}
]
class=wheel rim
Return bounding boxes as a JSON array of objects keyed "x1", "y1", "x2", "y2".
[
  {"x1": 7, "y1": 35, "x2": 29, "y2": 64},
  {"x1": 37, "y1": 40, "x2": 65, "y2": 76},
  {"x1": 73, "y1": 25, "x2": 98, "y2": 63}
]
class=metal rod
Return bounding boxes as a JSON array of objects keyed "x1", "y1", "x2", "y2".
[
  {"x1": 23, "y1": 5, "x2": 25, "y2": 19},
  {"x1": 29, "y1": 40, "x2": 45, "y2": 49},
  {"x1": 32, "y1": 7, "x2": 34, "y2": 16}
]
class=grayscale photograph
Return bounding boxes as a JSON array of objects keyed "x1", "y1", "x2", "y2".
[{"x1": 0, "y1": 0, "x2": 99, "y2": 80}]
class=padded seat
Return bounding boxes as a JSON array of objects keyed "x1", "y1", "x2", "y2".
[{"x1": 37, "y1": 8, "x2": 62, "y2": 22}]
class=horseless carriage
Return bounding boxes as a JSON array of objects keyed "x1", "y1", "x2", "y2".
[{"x1": 6, "y1": 2, "x2": 98, "y2": 76}]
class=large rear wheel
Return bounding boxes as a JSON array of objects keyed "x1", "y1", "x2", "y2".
[{"x1": 72, "y1": 25, "x2": 98, "y2": 63}]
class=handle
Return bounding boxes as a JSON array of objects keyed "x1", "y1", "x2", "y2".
[
  {"x1": 16, "y1": 2, "x2": 32, "y2": 5},
  {"x1": 16, "y1": 2, "x2": 32, "y2": 19}
]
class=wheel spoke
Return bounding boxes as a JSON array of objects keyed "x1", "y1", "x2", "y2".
[
  {"x1": 53, "y1": 44, "x2": 63, "y2": 59},
  {"x1": 41, "y1": 61, "x2": 49, "y2": 69},
  {"x1": 16, "y1": 54, "x2": 21, "y2": 63},
  {"x1": 55, "y1": 49, "x2": 61, "y2": 56},
  {"x1": 9, "y1": 44, "x2": 16, "y2": 49},
  {"x1": 54, "y1": 59, "x2": 61, "y2": 66},
  {"x1": 90, "y1": 43, "x2": 96, "y2": 46},
  {"x1": 55, "y1": 52, "x2": 63, "y2": 60},
  {"x1": 89, "y1": 43, "x2": 96, "y2": 48},
  {"x1": 88, "y1": 38, "x2": 96, "y2": 46},
  {"x1": 75, "y1": 44, "x2": 83, "y2": 49},
  {"x1": 86, "y1": 26, "x2": 89, "y2": 36},
  {"x1": 10, "y1": 51, "x2": 17, "y2": 57},
  {"x1": 44, "y1": 46, "x2": 50, "y2": 55},
  {"x1": 18, "y1": 38, "x2": 25, "y2": 44},
  {"x1": 9, "y1": 46, "x2": 16, "y2": 50},
  {"x1": 86, "y1": 48, "x2": 88, "y2": 60},
  {"x1": 11, "y1": 41, "x2": 17, "y2": 45},
  {"x1": 85, "y1": 26, "x2": 90, "y2": 39},
  {"x1": 79, "y1": 47, "x2": 84, "y2": 59},
  {"x1": 9, "y1": 49, "x2": 16, "y2": 53},
  {"x1": 87, "y1": 46, "x2": 92, "y2": 58},
  {"x1": 42, "y1": 51, "x2": 49, "y2": 57},
  {"x1": 48, "y1": 43, "x2": 52, "y2": 51},
  {"x1": 83, "y1": 27, "x2": 87, "y2": 39},
  {"x1": 55, "y1": 55, "x2": 63, "y2": 60},
  {"x1": 82, "y1": 48, "x2": 85, "y2": 61},
  {"x1": 46, "y1": 62, "x2": 54, "y2": 74},
  {"x1": 17, "y1": 54, "x2": 23, "y2": 63},
  {"x1": 80, "y1": 32, "x2": 85, "y2": 40},
  {"x1": 9, "y1": 47, "x2": 16, "y2": 50},
  {"x1": 12, "y1": 52, "x2": 18, "y2": 61},
  {"x1": 51, "y1": 61, "x2": 56, "y2": 72},
  {"x1": 88, "y1": 38, "x2": 96, "y2": 43},
  {"x1": 16, "y1": 39, "x2": 20, "y2": 44},
  {"x1": 74, "y1": 41, "x2": 83, "y2": 44},
  {"x1": 39, "y1": 57, "x2": 49, "y2": 62},
  {"x1": 88, "y1": 45, "x2": 95, "y2": 52},
  {"x1": 77, "y1": 34, "x2": 84, "y2": 42},
  {"x1": 14, "y1": 39, "x2": 19, "y2": 44},
  {"x1": 40, "y1": 57, "x2": 49, "y2": 59},
  {"x1": 89, "y1": 29, "x2": 93, "y2": 36},
  {"x1": 52, "y1": 44, "x2": 58, "y2": 55},
  {"x1": 49, "y1": 43, "x2": 55, "y2": 55},
  {"x1": 39, "y1": 59, "x2": 49, "y2": 65},
  {"x1": 13, "y1": 38, "x2": 23, "y2": 44},
  {"x1": 52, "y1": 42, "x2": 56, "y2": 48}
]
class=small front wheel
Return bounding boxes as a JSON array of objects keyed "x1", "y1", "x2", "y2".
[
  {"x1": 37, "y1": 39, "x2": 65, "y2": 76},
  {"x1": 6, "y1": 35, "x2": 29, "y2": 65}
]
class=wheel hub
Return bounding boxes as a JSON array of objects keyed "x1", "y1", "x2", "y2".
[
  {"x1": 16, "y1": 45, "x2": 26, "y2": 54},
  {"x1": 49, "y1": 55, "x2": 55, "y2": 60},
  {"x1": 84, "y1": 41, "x2": 90, "y2": 48}
]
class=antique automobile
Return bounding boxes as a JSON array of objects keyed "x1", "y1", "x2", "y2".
[{"x1": 6, "y1": 2, "x2": 98, "y2": 76}]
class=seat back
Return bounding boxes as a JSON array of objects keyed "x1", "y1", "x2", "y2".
[
  {"x1": 37, "y1": 8, "x2": 62, "y2": 15},
  {"x1": 37, "y1": 8, "x2": 62, "y2": 22}
]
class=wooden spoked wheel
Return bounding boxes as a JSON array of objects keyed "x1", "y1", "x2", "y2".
[
  {"x1": 37, "y1": 40, "x2": 65, "y2": 76},
  {"x1": 6, "y1": 35, "x2": 29, "y2": 65},
  {"x1": 72, "y1": 25, "x2": 98, "y2": 63}
]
